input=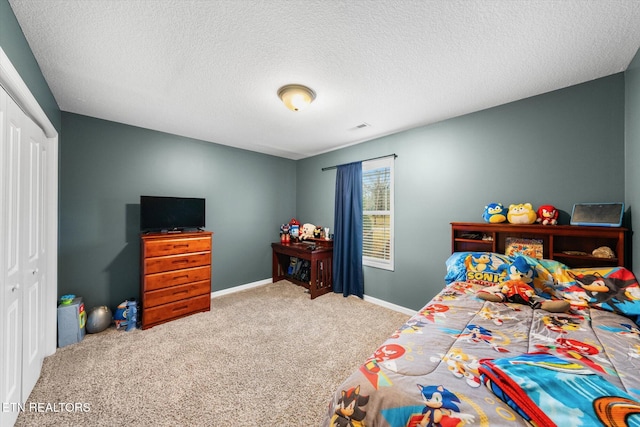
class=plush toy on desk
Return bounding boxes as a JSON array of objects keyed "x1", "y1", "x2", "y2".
[
  {"x1": 536, "y1": 205, "x2": 558, "y2": 225},
  {"x1": 280, "y1": 224, "x2": 290, "y2": 243},
  {"x1": 482, "y1": 203, "x2": 507, "y2": 223},
  {"x1": 477, "y1": 281, "x2": 570, "y2": 312},
  {"x1": 313, "y1": 225, "x2": 323, "y2": 239},
  {"x1": 507, "y1": 203, "x2": 537, "y2": 224},
  {"x1": 299, "y1": 223, "x2": 316, "y2": 240},
  {"x1": 289, "y1": 218, "x2": 300, "y2": 241}
]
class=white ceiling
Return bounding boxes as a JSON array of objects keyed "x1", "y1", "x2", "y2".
[{"x1": 9, "y1": 0, "x2": 640, "y2": 160}]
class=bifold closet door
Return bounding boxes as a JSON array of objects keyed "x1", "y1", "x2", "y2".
[
  {"x1": 20, "y1": 105, "x2": 47, "y2": 401},
  {"x1": 0, "y1": 85, "x2": 47, "y2": 426},
  {"x1": 1, "y1": 86, "x2": 24, "y2": 423}
]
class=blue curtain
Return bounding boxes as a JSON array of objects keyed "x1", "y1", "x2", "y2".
[{"x1": 333, "y1": 161, "x2": 364, "y2": 298}]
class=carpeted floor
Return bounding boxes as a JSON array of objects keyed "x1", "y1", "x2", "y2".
[{"x1": 15, "y1": 281, "x2": 410, "y2": 426}]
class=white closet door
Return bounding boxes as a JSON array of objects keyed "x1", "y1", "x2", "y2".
[
  {"x1": 1, "y1": 86, "x2": 24, "y2": 427},
  {"x1": 21, "y1": 114, "x2": 46, "y2": 400},
  {"x1": 1, "y1": 86, "x2": 48, "y2": 427},
  {"x1": 0, "y1": 48, "x2": 58, "y2": 427}
]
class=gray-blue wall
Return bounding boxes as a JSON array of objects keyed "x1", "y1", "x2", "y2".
[
  {"x1": 3, "y1": 0, "x2": 636, "y2": 312},
  {"x1": 59, "y1": 113, "x2": 296, "y2": 308},
  {"x1": 297, "y1": 75, "x2": 626, "y2": 310},
  {"x1": 0, "y1": 0, "x2": 60, "y2": 132}
]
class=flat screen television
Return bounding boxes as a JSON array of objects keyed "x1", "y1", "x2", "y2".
[{"x1": 140, "y1": 195, "x2": 205, "y2": 232}]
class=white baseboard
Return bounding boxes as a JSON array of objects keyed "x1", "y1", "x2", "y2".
[
  {"x1": 210, "y1": 279, "x2": 272, "y2": 299},
  {"x1": 212, "y1": 278, "x2": 417, "y2": 316},
  {"x1": 363, "y1": 294, "x2": 417, "y2": 316}
]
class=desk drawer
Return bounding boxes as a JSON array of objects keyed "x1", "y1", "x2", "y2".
[
  {"x1": 144, "y1": 280, "x2": 210, "y2": 308},
  {"x1": 144, "y1": 252, "x2": 210, "y2": 274},
  {"x1": 144, "y1": 236, "x2": 211, "y2": 257},
  {"x1": 143, "y1": 294, "x2": 211, "y2": 326},
  {"x1": 144, "y1": 265, "x2": 210, "y2": 291}
]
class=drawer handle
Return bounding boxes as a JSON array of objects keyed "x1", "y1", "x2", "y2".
[
  {"x1": 173, "y1": 274, "x2": 189, "y2": 280},
  {"x1": 172, "y1": 259, "x2": 190, "y2": 264},
  {"x1": 172, "y1": 305, "x2": 189, "y2": 312},
  {"x1": 173, "y1": 290, "x2": 189, "y2": 295},
  {"x1": 173, "y1": 244, "x2": 189, "y2": 248}
]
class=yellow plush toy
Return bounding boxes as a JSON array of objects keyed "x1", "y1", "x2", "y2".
[{"x1": 507, "y1": 203, "x2": 537, "y2": 224}]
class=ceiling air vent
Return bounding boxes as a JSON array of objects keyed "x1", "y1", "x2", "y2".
[{"x1": 351, "y1": 122, "x2": 371, "y2": 131}]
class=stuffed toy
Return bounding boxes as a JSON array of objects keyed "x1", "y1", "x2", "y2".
[
  {"x1": 313, "y1": 225, "x2": 323, "y2": 239},
  {"x1": 300, "y1": 223, "x2": 315, "y2": 240},
  {"x1": 114, "y1": 299, "x2": 138, "y2": 331},
  {"x1": 507, "y1": 203, "x2": 537, "y2": 224},
  {"x1": 592, "y1": 246, "x2": 615, "y2": 258},
  {"x1": 280, "y1": 224, "x2": 290, "y2": 243},
  {"x1": 536, "y1": 205, "x2": 558, "y2": 225},
  {"x1": 477, "y1": 280, "x2": 570, "y2": 313},
  {"x1": 508, "y1": 256, "x2": 534, "y2": 283},
  {"x1": 482, "y1": 203, "x2": 507, "y2": 223},
  {"x1": 280, "y1": 223, "x2": 290, "y2": 234},
  {"x1": 289, "y1": 218, "x2": 300, "y2": 240}
]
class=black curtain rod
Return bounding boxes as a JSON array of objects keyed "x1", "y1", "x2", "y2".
[{"x1": 321, "y1": 153, "x2": 397, "y2": 171}]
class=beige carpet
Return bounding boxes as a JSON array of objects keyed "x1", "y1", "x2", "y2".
[{"x1": 15, "y1": 281, "x2": 410, "y2": 426}]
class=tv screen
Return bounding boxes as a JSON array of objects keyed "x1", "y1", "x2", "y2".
[{"x1": 140, "y1": 196, "x2": 205, "y2": 232}]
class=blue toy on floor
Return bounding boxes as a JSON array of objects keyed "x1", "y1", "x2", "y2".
[{"x1": 114, "y1": 299, "x2": 138, "y2": 331}]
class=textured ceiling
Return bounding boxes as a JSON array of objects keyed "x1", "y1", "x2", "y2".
[{"x1": 9, "y1": 0, "x2": 640, "y2": 160}]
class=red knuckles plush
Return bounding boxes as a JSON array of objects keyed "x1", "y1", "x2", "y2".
[{"x1": 536, "y1": 205, "x2": 558, "y2": 225}]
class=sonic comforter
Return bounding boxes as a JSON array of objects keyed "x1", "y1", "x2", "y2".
[{"x1": 322, "y1": 252, "x2": 640, "y2": 427}]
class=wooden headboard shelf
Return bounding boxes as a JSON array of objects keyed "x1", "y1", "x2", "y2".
[{"x1": 451, "y1": 222, "x2": 628, "y2": 268}]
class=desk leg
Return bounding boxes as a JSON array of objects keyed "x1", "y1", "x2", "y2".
[
  {"x1": 310, "y1": 256, "x2": 333, "y2": 299},
  {"x1": 309, "y1": 261, "x2": 318, "y2": 298},
  {"x1": 323, "y1": 258, "x2": 332, "y2": 292},
  {"x1": 272, "y1": 250, "x2": 284, "y2": 282}
]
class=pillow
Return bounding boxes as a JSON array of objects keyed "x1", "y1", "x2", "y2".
[
  {"x1": 445, "y1": 252, "x2": 511, "y2": 286},
  {"x1": 551, "y1": 265, "x2": 640, "y2": 325},
  {"x1": 445, "y1": 252, "x2": 555, "y2": 297}
]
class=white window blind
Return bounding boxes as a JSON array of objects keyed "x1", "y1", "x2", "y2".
[{"x1": 362, "y1": 157, "x2": 394, "y2": 270}]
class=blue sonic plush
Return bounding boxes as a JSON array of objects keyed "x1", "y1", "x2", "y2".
[
  {"x1": 483, "y1": 203, "x2": 507, "y2": 223},
  {"x1": 114, "y1": 299, "x2": 138, "y2": 331}
]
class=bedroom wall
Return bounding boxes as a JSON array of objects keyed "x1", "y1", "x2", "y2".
[
  {"x1": 297, "y1": 74, "x2": 626, "y2": 310},
  {"x1": 3, "y1": 0, "x2": 297, "y2": 311},
  {"x1": 626, "y1": 47, "x2": 640, "y2": 279},
  {"x1": 59, "y1": 113, "x2": 296, "y2": 309},
  {"x1": 3, "y1": 0, "x2": 632, "y2": 313},
  {"x1": 0, "y1": 0, "x2": 60, "y2": 132}
]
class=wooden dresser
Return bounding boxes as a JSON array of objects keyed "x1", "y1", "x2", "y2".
[{"x1": 140, "y1": 231, "x2": 213, "y2": 329}]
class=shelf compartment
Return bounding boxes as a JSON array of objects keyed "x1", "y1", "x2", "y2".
[{"x1": 451, "y1": 222, "x2": 627, "y2": 269}]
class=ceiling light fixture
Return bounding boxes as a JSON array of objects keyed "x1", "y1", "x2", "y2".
[{"x1": 277, "y1": 84, "x2": 316, "y2": 112}]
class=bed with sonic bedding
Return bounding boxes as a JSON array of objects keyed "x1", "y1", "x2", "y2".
[{"x1": 322, "y1": 252, "x2": 640, "y2": 427}]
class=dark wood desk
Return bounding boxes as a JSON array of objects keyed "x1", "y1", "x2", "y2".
[{"x1": 271, "y1": 241, "x2": 333, "y2": 299}]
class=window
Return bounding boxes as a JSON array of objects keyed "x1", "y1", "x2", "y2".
[{"x1": 362, "y1": 157, "x2": 394, "y2": 270}]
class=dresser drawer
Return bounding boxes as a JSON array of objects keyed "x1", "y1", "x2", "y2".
[
  {"x1": 144, "y1": 280, "x2": 210, "y2": 308},
  {"x1": 144, "y1": 236, "x2": 211, "y2": 257},
  {"x1": 144, "y1": 265, "x2": 210, "y2": 291},
  {"x1": 144, "y1": 252, "x2": 211, "y2": 274},
  {"x1": 143, "y1": 294, "x2": 211, "y2": 327}
]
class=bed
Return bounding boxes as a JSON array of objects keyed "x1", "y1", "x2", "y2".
[{"x1": 322, "y1": 252, "x2": 640, "y2": 426}]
